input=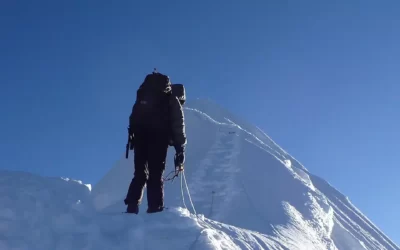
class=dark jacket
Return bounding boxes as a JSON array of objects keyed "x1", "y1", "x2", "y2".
[{"x1": 168, "y1": 95, "x2": 187, "y2": 151}]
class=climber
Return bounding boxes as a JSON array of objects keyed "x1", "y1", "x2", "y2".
[{"x1": 124, "y1": 71, "x2": 187, "y2": 214}]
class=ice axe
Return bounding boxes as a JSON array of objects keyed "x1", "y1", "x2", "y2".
[{"x1": 125, "y1": 127, "x2": 134, "y2": 159}]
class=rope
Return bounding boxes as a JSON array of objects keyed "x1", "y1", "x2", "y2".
[
  {"x1": 180, "y1": 170, "x2": 217, "y2": 250},
  {"x1": 180, "y1": 171, "x2": 200, "y2": 250},
  {"x1": 180, "y1": 173, "x2": 188, "y2": 210},
  {"x1": 183, "y1": 171, "x2": 197, "y2": 215}
]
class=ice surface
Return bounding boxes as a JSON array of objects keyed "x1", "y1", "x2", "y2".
[{"x1": 1, "y1": 99, "x2": 398, "y2": 250}]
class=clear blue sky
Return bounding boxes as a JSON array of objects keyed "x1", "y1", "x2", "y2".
[{"x1": 1, "y1": 0, "x2": 399, "y2": 244}]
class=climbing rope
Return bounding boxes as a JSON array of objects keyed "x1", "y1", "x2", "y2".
[
  {"x1": 180, "y1": 173, "x2": 188, "y2": 211},
  {"x1": 164, "y1": 165, "x2": 197, "y2": 215},
  {"x1": 183, "y1": 171, "x2": 197, "y2": 215},
  {"x1": 178, "y1": 168, "x2": 217, "y2": 250},
  {"x1": 162, "y1": 165, "x2": 193, "y2": 214}
]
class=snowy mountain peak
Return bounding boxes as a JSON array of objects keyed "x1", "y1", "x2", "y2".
[{"x1": 1, "y1": 99, "x2": 398, "y2": 250}]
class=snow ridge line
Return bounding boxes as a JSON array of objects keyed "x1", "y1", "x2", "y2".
[
  {"x1": 340, "y1": 200, "x2": 399, "y2": 250},
  {"x1": 224, "y1": 118, "x2": 287, "y2": 162},
  {"x1": 186, "y1": 106, "x2": 306, "y2": 174},
  {"x1": 184, "y1": 107, "x2": 230, "y2": 126},
  {"x1": 333, "y1": 200, "x2": 381, "y2": 249},
  {"x1": 186, "y1": 108, "x2": 317, "y2": 202},
  {"x1": 254, "y1": 126, "x2": 307, "y2": 172},
  {"x1": 330, "y1": 196, "x2": 398, "y2": 250},
  {"x1": 186, "y1": 107, "x2": 289, "y2": 166}
]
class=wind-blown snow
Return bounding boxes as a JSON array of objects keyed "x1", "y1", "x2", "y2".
[{"x1": 1, "y1": 99, "x2": 398, "y2": 250}]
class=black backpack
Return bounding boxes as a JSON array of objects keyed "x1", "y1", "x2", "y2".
[{"x1": 129, "y1": 72, "x2": 172, "y2": 133}]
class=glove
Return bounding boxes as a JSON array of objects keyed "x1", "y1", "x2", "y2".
[
  {"x1": 174, "y1": 144, "x2": 185, "y2": 170},
  {"x1": 174, "y1": 152, "x2": 185, "y2": 171}
]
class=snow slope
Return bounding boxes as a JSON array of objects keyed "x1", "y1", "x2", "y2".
[{"x1": 1, "y1": 99, "x2": 398, "y2": 250}]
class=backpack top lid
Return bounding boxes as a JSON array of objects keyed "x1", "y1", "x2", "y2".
[
  {"x1": 140, "y1": 72, "x2": 171, "y2": 94},
  {"x1": 171, "y1": 84, "x2": 186, "y2": 105}
]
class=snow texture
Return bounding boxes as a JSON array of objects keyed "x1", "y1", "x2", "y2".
[{"x1": 1, "y1": 98, "x2": 398, "y2": 250}]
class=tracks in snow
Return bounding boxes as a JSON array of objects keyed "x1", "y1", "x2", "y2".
[{"x1": 188, "y1": 124, "x2": 242, "y2": 221}]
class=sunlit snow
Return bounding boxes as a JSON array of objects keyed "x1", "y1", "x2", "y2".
[{"x1": 0, "y1": 99, "x2": 398, "y2": 250}]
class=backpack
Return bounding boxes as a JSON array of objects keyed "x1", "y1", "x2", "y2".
[{"x1": 129, "y1": 72, "x2": 172, "y2": 133}]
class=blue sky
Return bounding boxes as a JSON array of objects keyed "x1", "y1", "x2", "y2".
[{"x1": 1, "y1": 0, "x2": 399, "y2": 243}]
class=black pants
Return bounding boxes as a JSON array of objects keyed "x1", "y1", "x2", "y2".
[{"x1": 124, "y1": 132, "x2": 169, "y2": 209}]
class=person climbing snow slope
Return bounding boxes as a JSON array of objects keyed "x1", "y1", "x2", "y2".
[{"x1": 124, "y1": 70, "x2": 187, "y2": 214}]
